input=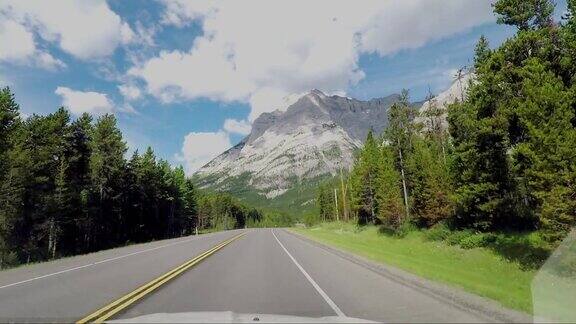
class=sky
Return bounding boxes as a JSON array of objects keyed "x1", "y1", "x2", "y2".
[{"x1": 0, "y1": 0, "x2": 567, "y2": 174}]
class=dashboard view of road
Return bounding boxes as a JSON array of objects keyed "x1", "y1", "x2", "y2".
[
  {"x1": 0, "y1": 229, "x2": 531, "y2": 323},
  {"x1": 1, "y1": 0, "x2": 576, "y2": 323}
]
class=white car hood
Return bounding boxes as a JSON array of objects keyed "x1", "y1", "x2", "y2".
[{"x1": 109, "y1": 311, "x2": 375, "y2": 323}]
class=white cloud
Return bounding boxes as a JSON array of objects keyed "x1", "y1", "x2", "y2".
[
  {"x1": 55, "y1": 86, "x2": 114, "y2": 116},
  {"x1": 118, "y1": 102, "x2": 138, "y2": 115},
  {"x1": 248, "y1": 88, "x2": 304, "y2": 122},
  {"x1": 160, "y1": 1, "x2": 216, "y2": 27},
  {"x1": 118, "y1": 84, "x2": 142, "y2": 101},
  {"x1": 36, "y1": 52, "x2": 66, "y2": 70},
  {"x1": 1, "y1": 0, "x2": 134, "y2": 60},
  {"x1": 131, "y1": 0, "x2": 494, "y2": 120},
  {"x1": 177, "y1": 131, "x2": 231, "y2": 174},
  {"x1": 223, "y1": 119, "x2": 251, "y2": 136},
  {"x1": 0, "y1": 19, "x2": 65, "y2": 70},
  {"x1": 0, "y1": 19, "x2": 34, "y2": 61}
]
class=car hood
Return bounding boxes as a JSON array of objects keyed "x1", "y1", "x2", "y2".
[{"x1": 108, "y1": 311, "x2": 375, "y2": 323}]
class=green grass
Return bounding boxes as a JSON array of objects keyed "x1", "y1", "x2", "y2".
[{"x1": 292, "y1": 222, "x2": 538, "y2": 313}]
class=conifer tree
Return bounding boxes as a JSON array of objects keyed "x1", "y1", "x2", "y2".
[
  {"x1": 375, "y1": 145, "x2": 405, "y2": 229},
  {"x1": 350, "y1": 130, "x2": 381, "y2": 224}
]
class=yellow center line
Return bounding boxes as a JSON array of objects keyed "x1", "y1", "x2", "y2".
[{"x1": 77, "y1": 232, "x2": 246, "y2": 323}]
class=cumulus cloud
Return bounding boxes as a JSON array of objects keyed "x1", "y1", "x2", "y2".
[
  {"x1": 55, "y1": 87, "x2": 114, "y2": 116},
  {"x1": 223, "y1": 119, "x2": 252, "y2": 136},
  {"x1": 177, "y1": 131, "x2": 232, "y2": 174},
  {"x1": 0, "y1": 0, "x2": 134, "y2": 60},
  {"x1": 118, "y1": 84, "x2": 142, "y2": 101},
  {"x1": 0, "y1": 19, "x2": 65, "y2": 70},
  {"x1": 248, "y1": 88, "x2": 304, "y2": 122},
  {"x1": 131, "y1": 0, "x2": 494, "y2": 121},
  {"x1": 0, "y1": 19, "x2": 34, "y2": 61}
]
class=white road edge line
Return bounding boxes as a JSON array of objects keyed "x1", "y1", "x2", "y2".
[
  {"x1": 271, "y1": 229, "x2": 346, "y2": 317},
  {"x1": 0, "y1": 232, "x2": 229, "y2": 290}
]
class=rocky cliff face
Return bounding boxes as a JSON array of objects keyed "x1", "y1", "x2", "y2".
[{"x1": 195, "y1": 90, "x2": 400, "y2": 198}]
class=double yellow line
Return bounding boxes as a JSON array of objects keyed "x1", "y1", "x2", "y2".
[{"x1": 77, "y1": 232, "x2": 246, "y2": 323}]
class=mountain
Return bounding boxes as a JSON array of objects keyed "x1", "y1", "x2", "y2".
[
  {"x1": 194, "y1": 75, "x2": 468, "y2": 214},
  {"x1": 415, "y1": 73, "x2": 474, "y2": 130},
  {"x1": 193, "y1": 90, "x2": 405, "y2": 212}
]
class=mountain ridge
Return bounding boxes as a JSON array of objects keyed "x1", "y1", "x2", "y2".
[
  {"x1": 194, "y1": 78, "x2": 467, "y2": 212},
  {"x1": 194, "y1": 90, "x2": 402, "y2": 199}
]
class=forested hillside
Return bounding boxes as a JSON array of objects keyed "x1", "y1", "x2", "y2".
[
  {"x1": 0, "y1": 90, "x2": 264, "y2": 269},
  {"x1": 317, "y1": 0, "x2": 576, "y2": 244}
]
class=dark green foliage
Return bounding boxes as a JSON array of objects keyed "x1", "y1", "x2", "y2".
[
  {"x1": 196, "y1": 190, "x2": 263, "y2": 230},
  {"x1": 493, "y1": 0, "x2": 554, "y2": 30},
  {"x1": 424, "y1": 223, "x2": 452, "y2": 242},
  {"x1": 474, "y1": 36, "x2": 491, "y2": 69},
  {"x1": 0, "y1": 89, "x2": 263, "y2": 269},
  {"x1": 349, "y1": 130, "x2": 381, "y2": 225},
  {"x1": 450, "y1": 0, "x2": 576, "y2": 236},
  {"x1": 327, "y1": 0, "x2": 573, "y2": 248},
  {"x1": 407, "y1": 137, "x2": 453, "y2": 227},
  {"x1": 316, "y1": 181, "x2": 336, "y2": 222},
  {"x1": 375, "y1": 145, "x2": 405, "y2": 229}
]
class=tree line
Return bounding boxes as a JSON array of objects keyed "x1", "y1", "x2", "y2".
[
  {"x1": 0, "y1": 92, "x2": 263, "y2": 269},
  {"x1": 318, "y1": 0, "x2": 576, "y2": 242}
]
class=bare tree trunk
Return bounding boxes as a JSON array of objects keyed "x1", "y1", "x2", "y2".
[
  {"x1": 369, "y1": 181, "x2": 375, "y2": 224},
  {"x1": 48, "y1": 218, "x2": 55, "y2": 259},
  {"x1": 334, "y1": 189, "x2": 339, "y2": 222},
  {"x1": 397, "y1": 139, "x2": 410, "y2": 220},
  {"x1": 52, "y1": 239, "x2": 57, "y2": 259},
  {"x1": 340, "y1": 167, "x2": 349, "y2": 222}
]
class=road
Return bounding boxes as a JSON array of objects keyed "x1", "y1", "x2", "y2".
[{"x1": 0, "y1": 229, "x2": 520, "y2": 322}]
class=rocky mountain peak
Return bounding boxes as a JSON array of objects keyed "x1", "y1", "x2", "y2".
[{"x1": 195, "y1": 90, "x2": 401, "y2": 199}]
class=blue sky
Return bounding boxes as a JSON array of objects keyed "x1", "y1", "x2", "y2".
[{"x1": 0, "y1": 0, "x2": 566, "y2": 174}]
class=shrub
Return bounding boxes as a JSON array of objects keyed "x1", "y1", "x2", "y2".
[
  {"x1": 446, "y1": 230, "x2": 474, "y2": 246},
  {"x1": 491, "y1": 231, "x2": 551, "y2": 270},
  {"x1": 379, "y1": 220, "x2": 416, "y2": 238},
  {"x1": 459, "y1": 233, "x2": 496, "y2": 249},
  {"x1": 395, "y1": 221, "x2": 417, "y2": 238},
  {"x1": 424, "y1": 223, "x2": 451, "y2": 241},
  {"x1": 303, "y1": 213, "x2": 320, "y2": 227}
]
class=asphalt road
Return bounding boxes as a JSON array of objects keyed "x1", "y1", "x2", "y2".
[{"x1": 0, "y1": 228, "x2": 517, "y2": 322}]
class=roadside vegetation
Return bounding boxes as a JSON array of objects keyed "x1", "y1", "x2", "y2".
[
  {"x1": 293, "y1": 222, "x2": 542, "y2": 313},
  {"x1": 308, "y1": 0, "x2": 576, "y2": 314},
  {"x1": 314, "y1": 0, "x2": 575, "y2": 261},
  {"x1": 0, "y1": 95, "x2": 267, "y2": 269}
]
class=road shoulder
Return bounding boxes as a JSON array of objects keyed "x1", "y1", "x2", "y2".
[{"x1": 285, "y1": 229, "x2": 532, "y2": 323}]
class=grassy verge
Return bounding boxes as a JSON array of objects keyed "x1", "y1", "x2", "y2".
[{"x1": 292, "y1": 222, "x2": 543, "y2": 313}]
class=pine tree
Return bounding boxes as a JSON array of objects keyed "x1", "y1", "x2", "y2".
[
  {"x1": 385, "y1": 90, "x2": 414, "y2": 219},
  {"x1": 0, "y1": 87, "x2": 20, "y2": 179},
  {"x1": 474, "y1": 36, "x2": 491, "y2": 69},
  {"x1": 0, "y1": 87, "x2": 22, "y2": 267},
  {"x1": 182, "y1": 178, "x2": 198, "y2": 235},
  {"x1": 511, "y1": 59, "x2": 576, "y2": 240},
  {"x1": 407, "y1": 138, "x2": 453, "y2": 227},
  {"x1": 89, "y1": 114, "x2": 127, "y2": 250},
  {"x1": 375, "y1": 145, "x2": 406, "y2": 229},
  {"x1": 493, "y1": 0, "x2": 554, "y2": 30},
  {"x1": 63, "y1": 113, "x2": 93, "y2": 253},
  {"x1": 46, "y1": 159, "x2": 72, "y2": 259},
  {"x1": 350, "y1": 130, "x2": 381, "y2": 225},
  {"x1": 317, "y1": 181, "x2": 335, "y2": 222}
]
